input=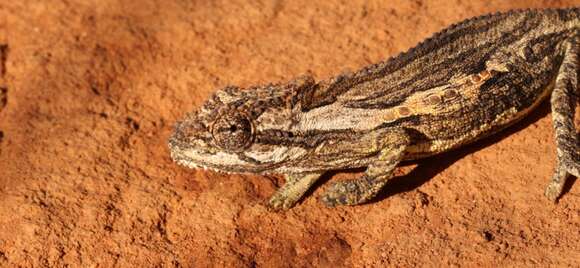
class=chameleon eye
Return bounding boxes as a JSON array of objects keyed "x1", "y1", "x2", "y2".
[{"x1": 211, "y1": 113, "x2": 254, "y2": 152}]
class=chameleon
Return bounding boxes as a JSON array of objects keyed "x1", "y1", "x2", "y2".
[{"x1": 169, "y1": 8, "x2": 579, "y2": 210}]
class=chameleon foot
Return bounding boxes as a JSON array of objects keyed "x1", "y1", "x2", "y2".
[
  {"x1": 545, "y1": 162, "x2": 578, "y2": 201},
  {"x1": 321, "y1": 178, "x2": 375, "y2": 207},
  {"x1": 267, "y1": 173, "x2": 322, "y2": 211},
  {"x1": 268, "y1": 192, "x2": 301, "y2": 211},
  {"x1": 322, "y1": 130, "x2": 408, "y2": 207}
]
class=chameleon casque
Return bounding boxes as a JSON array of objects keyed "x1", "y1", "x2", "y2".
[{"x1": 169, "y1": 8, "x2": 579, "y2": 210}]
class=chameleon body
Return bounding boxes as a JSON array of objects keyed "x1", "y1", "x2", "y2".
[{"x1": 169, "y1": 8, "x2": 579, "y2": 210}]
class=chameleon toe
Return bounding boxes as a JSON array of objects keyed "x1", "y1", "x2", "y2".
[
  {"x1": 267, "y1": 193, "x2": 298, "y2": 211},
  {"x1": 321, "y1": 180, "x2": 368, "y2": 207},
  {"x1": 544, "y1": 165, "x2": 572, "y2": 202}
]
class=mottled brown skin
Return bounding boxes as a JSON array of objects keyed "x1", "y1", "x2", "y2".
[{"x1": 169, "y1": 8, "x2": 579, "y2": 210}]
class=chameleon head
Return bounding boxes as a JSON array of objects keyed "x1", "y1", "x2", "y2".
[
  {"x1": 168, "y1": 77, "x2": 315, "y2": 173},
  {"x1": 168, "y1": 108, "x2": 257, "y2": 173}
]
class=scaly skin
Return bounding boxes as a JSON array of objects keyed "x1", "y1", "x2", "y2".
[{"x1": 169, "y1": 8, "x2": 579, "y2": 210}]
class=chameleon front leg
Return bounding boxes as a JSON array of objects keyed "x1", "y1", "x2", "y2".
[
  {"x1": 268, "y1": 172, "x2": 323, "y2": 210},
  {"x1": 321, "y1": 130, "x2": 410, "y2": 207},
  {"x1": 545, "y1": 36, "x2": 579, "y2": 201}
]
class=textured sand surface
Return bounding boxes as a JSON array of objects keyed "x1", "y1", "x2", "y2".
[{"x1": 0, "y1": 0, "x2": 578, "y2": 266}]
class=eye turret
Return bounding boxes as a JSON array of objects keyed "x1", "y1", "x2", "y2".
[{"x1": 211, "y1": 113, "x2": 254, "y2": 152}]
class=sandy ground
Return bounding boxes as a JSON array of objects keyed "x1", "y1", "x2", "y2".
[{"x1": 0, "y1": 0, "x2": 579, "y2": 267}]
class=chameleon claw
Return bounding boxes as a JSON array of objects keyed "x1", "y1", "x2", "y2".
[
  {"x1": 321, "y1": 180, "x2": 367, "y2": 207},
  {"x1": 544, "y1": 183, "x2": 563, "y2": 202},
  {"x1": 544, "y1": 165, "x2": 570, "y2": 202},
  {"x1": 267, "y1": 193, "x2": 296, "y2": 211}
]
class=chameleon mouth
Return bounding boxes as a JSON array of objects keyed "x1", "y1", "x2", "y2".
[
  {"x1": 168, "y1": 140, "x2": 267, "y2": 174},
  {"x1": 168, "y1": 146, "x2": 234, "y2": 174},
  {"x1": 174, "y1": 157, "x2": 230, "y2": 173},
  {"x1": 172, "y1": 155, "x2": 265, "y2": 174}
]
